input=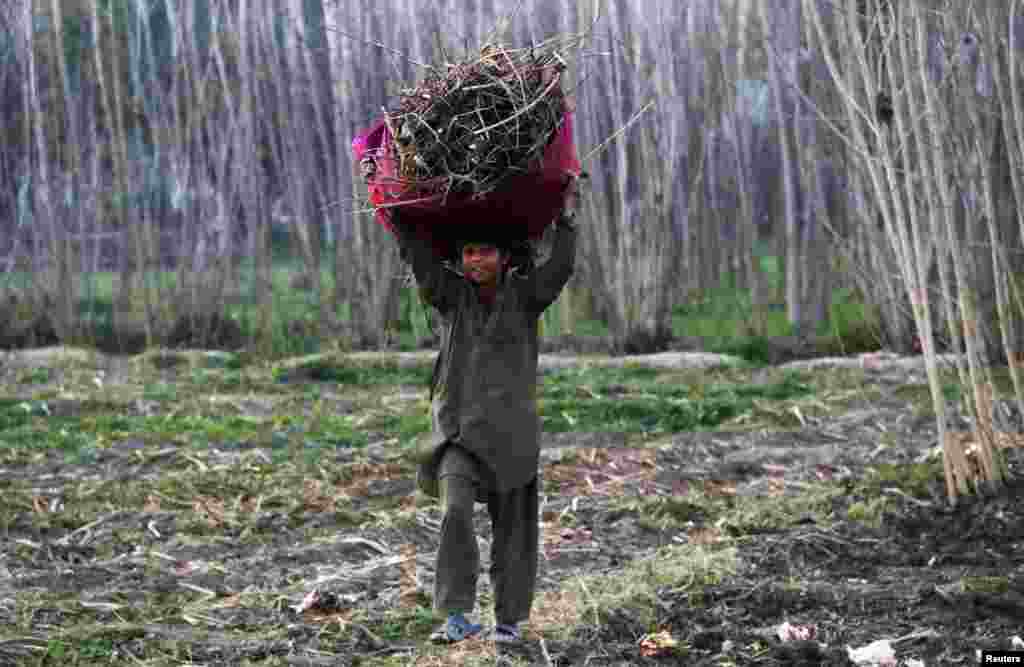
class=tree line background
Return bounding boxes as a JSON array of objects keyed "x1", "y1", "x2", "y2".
[{"x1": 0, "y1": 0, "x2": 1022, "y2": 372}]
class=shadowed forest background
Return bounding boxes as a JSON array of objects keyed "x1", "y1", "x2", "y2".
[{"x1": 0, "y1": 0, "x2": 1023, "y2": 367}]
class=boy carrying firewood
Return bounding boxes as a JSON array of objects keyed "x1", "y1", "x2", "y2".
[{"x1": 366, "y1": 158, "x2": 580, "y2": 644}]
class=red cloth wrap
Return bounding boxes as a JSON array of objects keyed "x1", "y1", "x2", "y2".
[{"x1": 352, "y1": 112, "x2": 581, "y2": 259}]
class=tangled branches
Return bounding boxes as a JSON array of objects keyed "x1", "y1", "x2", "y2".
[{"x1": 384, "y1": 41, "x2": 571, "y2": 199}]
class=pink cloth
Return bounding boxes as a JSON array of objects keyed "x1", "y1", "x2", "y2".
[{"x1": 353, "y1": 112, "x2": 582, "y2": 258}]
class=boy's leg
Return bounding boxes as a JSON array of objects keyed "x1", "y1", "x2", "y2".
[
  {"x1": 433, "y1": 447, "x2": 482, "y2": 616},
  {"x1": 487, "y1": 475, "x2": 539, "y2": 628}
]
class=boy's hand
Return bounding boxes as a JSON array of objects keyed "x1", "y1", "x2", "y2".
[
  {"x1": 559, "y1": 173, "x2": 581, "y2": 226},
  {"x1": 562, "y1": 173, "x2": 580, "y2": 213},
  {"x1": 360, "y1": 157, "x2": 377, "y2": 181}
]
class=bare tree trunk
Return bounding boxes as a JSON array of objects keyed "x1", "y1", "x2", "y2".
[
  {"x1": 987, "y1": 2, "x2": 1024, "y2": 419},
  {"x1": 91, "y1": 0, "x2": 141, "y2": 346},
  {"x1": 283, "y1": 0, "x2": 321, "y2": 279},
  {"x1": 237, "y1": 0, "x2": 273, "y2": 352},
  {"x1": 45, "y1": 0, "x2": 80, "y2": 340},
  {"x1": 760, "y1": 0, "x2": 803, "y2": 335},
  {"x1": 290, "y1": 0, "x2": 336, "y2": 336},
  {"x1": 327, "y1": 0, "x2": 366, "y2": 344},
  {"x1": 163, "y1": 0, "x2": 192, "y2": 308},
  {"x1": 25, "y1": 0, "x2": 57, "y2": 303}
]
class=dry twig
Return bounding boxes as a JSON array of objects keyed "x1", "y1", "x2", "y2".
[
  {"x1": 539, "y1": 636, "x2": 555, "y2": 667},
  {"x1": 338, "y1": 536, "x2": 391, "y2": 555},
  {"x1": 54, "y1": 510, "x2": 128, "y2": 547}
]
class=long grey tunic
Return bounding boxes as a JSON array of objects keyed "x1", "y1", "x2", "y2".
[{"x1": 395, "y1": 222, "x2": 576, "y2": 497}]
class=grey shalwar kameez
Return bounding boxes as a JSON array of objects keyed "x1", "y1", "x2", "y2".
[{"x1": 393, "y1": 218, "x2": 576, "y2": 625}]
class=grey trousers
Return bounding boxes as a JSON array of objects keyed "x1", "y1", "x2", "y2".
[{"x1": 433, "y1": 445, "x2": 538, "y2": 625}]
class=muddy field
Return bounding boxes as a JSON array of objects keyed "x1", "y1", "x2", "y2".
[{"x1": 1, "y1": 347, "x2": 1022, "y2": 666}]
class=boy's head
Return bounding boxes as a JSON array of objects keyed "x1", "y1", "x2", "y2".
[{"x1": 460, "y1": 240, "x2": 509, "y2": 288}]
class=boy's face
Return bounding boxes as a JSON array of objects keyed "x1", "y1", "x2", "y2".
[{"x1": 461, "y1": 242, "x2": 507, "y2": 288}]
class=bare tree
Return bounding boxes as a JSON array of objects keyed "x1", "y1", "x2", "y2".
[
  {"x1": 760, "y1": 1, "x2": 805, "y2": 333},
  {"x1": 805, "y1": 0, "x2": 1017, "y2": 501}
]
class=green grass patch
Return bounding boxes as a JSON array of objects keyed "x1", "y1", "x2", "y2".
[
  {"x1": 823, "y1": 460, "x2": 946, "y2": 527},
  {"x1": 303, "y1": 414, "x2": 372, "y2": 449},
  {"x1": 142, "y1": 381, "x2": 178, "y2": 401},
  {"x1": 367, "y1": 604, "x2": 438, "y2": 643},
  {"x1": 272, "y1": 354, "x2": 432, "y2": 386},
  {"x1": 959, "y1": 576, "x2": 1010, "y2": 594},
  {"x1": 0, "y1": 405, "x2": 389, "y2": 466},
  {"x1": 853, "y1": 461, "x2": 945, "y2": 499},
  {"x1": 539, "y1": 367, "x2": 811, "y2": 433},
  {"x1": 0, "y1": 411, "x2": 262, "y2": 456},
  {"x1": 617, "y1": 463, "x2": 943, "y2": 535},
  {"x1": 0, "y1": 398, "x2": 44, "y2": 429},
  {"x1": 186, "y1": 366, "x2": 248, "y2": 391},
  {"x1": 368, "y1": 411, "x2": 432, "y2": 442},
  {"x1": 16, "y1": 367, "x2": 52, "y2": 385},
  {"x1": 824, "y1": 292, "x2": 883, "y2": 352},
  {"x1": 845, "y1": 497, "x2": 894, "y2": 526},
  {"x1": 0, "y1": 402, "x2": 98, "y2": 455},
  {"x1": 0, "y1": 360, "x2": 839, "y2": 466},
  {"x1": 893, "y1": 382, "x2": 962, "y2": 407},
  {"x1": 44, "y1": 637, "x2": 115, "y2": 662},
  {"x1": 133, "y1": 349, "x2": 245, "y2": 372},
  {"x1": 614, "y1": 483, "x2": 843, "y2": 536},
  {"x1": 4, "y1": 251, "x2": 881, "y2": 360},
  {"x1": 707, "y1": 335, "x2": 777, "y2": 365},
  {"x1": 673, "y1": 281, "x2": 881, "y2": 362}
]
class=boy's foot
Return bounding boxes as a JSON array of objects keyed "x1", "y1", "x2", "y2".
[
  {"x1": 492, "y1": 623, "x2": 520, "y2": 644},
  {"x1": 429, "y1": 613, "x2": 483, "y2": 644}
]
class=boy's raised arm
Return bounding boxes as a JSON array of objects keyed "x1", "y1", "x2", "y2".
[
  {"x1": 391, "y1": 211, "x2": 459, "y2": 314},
  {"x1": 525, "y1": 221, "x2": 576, "y2": 314},
  {"x1": 525, "y1": 175, "x2": 580, "y2": 314}
]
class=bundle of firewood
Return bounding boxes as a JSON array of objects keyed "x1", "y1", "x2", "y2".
[{"x1": 383, "y1": 42, "x2": 570, "y2": 199}]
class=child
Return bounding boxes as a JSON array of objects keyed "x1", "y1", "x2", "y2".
[{"x1": 385, "y1": 170, "x2": 579, "y2": 645}]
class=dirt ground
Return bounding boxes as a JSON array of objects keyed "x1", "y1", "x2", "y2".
[{"x1": 1, "y1": 348, "x2": 1022, "y2": 666}]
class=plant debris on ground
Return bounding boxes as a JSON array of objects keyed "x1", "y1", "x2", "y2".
[{"x1": 0, "y1": 346, "x2": 1021, "y2": 666}]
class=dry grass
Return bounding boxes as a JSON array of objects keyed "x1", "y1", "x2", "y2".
[
  {"x1": 406, "y1": 639, "x2": 508, "y2": 667},
  {"x1": 566, "y1": 544, "x2": 738, "y2": 628},
  {"x1": 526, "y1": 587, "x2": 586, "y2": 640}
]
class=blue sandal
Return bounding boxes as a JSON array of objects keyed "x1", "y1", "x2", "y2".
[
  {"x1": 492, "y1": 623, "x2": 520, "y2": 644},
  {"x1": 429, "y1": 614, "x2": 484, "y2": 644}
]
